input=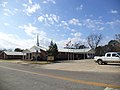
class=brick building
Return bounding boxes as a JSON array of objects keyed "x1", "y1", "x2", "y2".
[{"x1": 0, "y1": 51, "x2": 24, "y2": 59}]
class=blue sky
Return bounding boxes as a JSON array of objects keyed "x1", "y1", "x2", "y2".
[{"x1": 0, "y1": 0, "x2": 120, "y2": 49}]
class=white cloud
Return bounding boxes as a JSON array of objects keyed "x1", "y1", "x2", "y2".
[
  {"x1": 43, "y1": 0, "x2": 56, "y2": 4},
  {"x1": 0, "y1": 32, "x2": 30, "y2": 49},
  {"x1": 38, "y1": 16, "x2": 46, "y2": 22},
  {"x1": 73, "y1": 32, "x2": 82, "y2": 37},
  {"x1": 106, "y1": 19, "x2": 120, "y2": 29},
  {"x1": 1, "y1": 2, "x2": 8, "y2": 7},
  {"x1": 3, "y1": 8, "x2": 19, "y2": 16},
  {"x1": 14, "y1": 8, "x2": 19, "y2": 12},
  {"x1": 19, "y1": 24, "x2": 50, "y2": 46},
  {"x1": 0, "y1": 23, "x2": 51, "y2": 49},
  {"x1": 60, "y1": 21, "x2": 70, "y2": 29},
  {"x1": 110, "y1": 10, "x2": 118, "y2": 14},
  {"x1": 23, "y1": 3, "x2": 40, "y2": 16},
  {"x1": 28, "y1": 0, "x2": 32, "y2": 4},
  {"x1": 107, "y1": 20, "x2": 120, "y2": 25},
  {"x1": 71, "y1": 29, "x2": 76, "y2": 32},
  {"x1": 83, "y1": 19, "x2": 95, "y2": 29},
  {"x1": 4, "y1": 23, "x2": 10, "y2": 26},
  {"x1": 71, "y1": 32, "x2": 82, "y2": 37},
  {"x1": 50, "y1": 14, "x2": 59, "y2": 23},
  {"x1": 99, "y1": 27, "x2": 104, "y2": 30},
  {"x1": 68, "y1": 18, "x2": 82, "y2": 26},
  {"x1": 76, "y1": 4, "x2": 83, "y2": 11},
  {"x1": 3, "y1": 8, "x2": 14, "y2": 16},
  {"x1": 47, "y1": 17, "x2": 54, "y2": 25},
  {"x1": 83, "y1": 18, "x2": 104, "y2": 30},
  {"x1": 61, "y1": 21, "x2": 68, "y2": 26},
  {"x1": 4, "y1": 12, "x2": 9, "y2": 16},
  {"x1": 0, "y1": 32, "x2": 50, "y2": 49},
  {"x1": 38, "y1": 14, "x2": 59, "y2": 26},
  {"x1": 19, "y1": 24, "x2": 46, "y2": 37},
  {"x1": 69, "y1": 18, "x2": 79, "y2": 25},
  {"x1": 22, "y1": 3, "x2": 27, "y2": 7}
]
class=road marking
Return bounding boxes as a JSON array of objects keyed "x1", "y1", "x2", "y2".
[{"x1": 0, "y1": 65, "x2": 120, "y2": 89}]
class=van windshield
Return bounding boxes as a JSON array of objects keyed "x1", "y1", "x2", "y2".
[
  {"x1": 117, "y1": 52, "x2": 120, "y2": 55},
  {"x1": 117, "y1": 53, "x2": 120, "y2": 56}
]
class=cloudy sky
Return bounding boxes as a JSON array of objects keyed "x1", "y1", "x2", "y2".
[{"x1": 0, "y1": 0, "x2": 120, "y2": 49}]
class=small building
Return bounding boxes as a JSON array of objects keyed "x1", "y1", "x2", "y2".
[{"x1": 0, "y1": 51, "x2": 25, "y2": 60}]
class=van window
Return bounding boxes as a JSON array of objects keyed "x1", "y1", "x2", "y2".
[
  {"x1": 112, "y1": 54, "x2": 117, "y2": 57},
  {"x1": 112, "y1": 54, "x2": 119, "y2": 57},
  {"x1": 106, "y1": 54, "x2": 111, "y2": 57}
]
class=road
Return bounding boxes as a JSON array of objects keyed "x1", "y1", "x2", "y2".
[{"x1": 0, "y1": 62, "x2": 120, "y2": 90}]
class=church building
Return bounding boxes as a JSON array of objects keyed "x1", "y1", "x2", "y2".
[{"x1": 0, "y1": 35, "x2": 95, "y2": 60}]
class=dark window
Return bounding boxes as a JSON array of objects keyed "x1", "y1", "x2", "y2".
[
  {"x1": 112, "y1": 54, "x2": 117, "y2": 57},
  {"x1": 113, "y1": 53, "x2": 119, "y2": 57},
  {"x1": 117, "y1": 53, "x2": 120, "y2": 55},
  {"x1": 107, "y1": 54, "x2": 111, "y2": 57}
]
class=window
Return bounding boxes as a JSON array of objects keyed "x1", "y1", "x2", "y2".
[
  {"x1": 112, "y1": 54, "x2": 117, "y2": 57},
  {"x1": 117, "y1": 53, "x2": 120, "y2": 56},
  {"x1": 107, "y1": 54, "x2": 111, "y2": 57},
  {"x1": 112, "y1": 53, "x2": 119, "y2": 57},
  {"x1": 112, "y1": 54, "x2": 119, "y2": 57}
]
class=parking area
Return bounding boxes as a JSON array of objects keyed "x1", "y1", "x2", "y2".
[{"x1": 39, "y1": 59, "x2": 120, "y2": 73}]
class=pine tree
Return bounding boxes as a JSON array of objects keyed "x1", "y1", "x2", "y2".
[{"x1": 47, "y1": 41, "x2": 58, "y2": 59}]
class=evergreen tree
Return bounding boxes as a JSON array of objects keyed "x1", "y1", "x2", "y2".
[{"x1": 47, "y1": 41, "x2": 58, "y2": 59}]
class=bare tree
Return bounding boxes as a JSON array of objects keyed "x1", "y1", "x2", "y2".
[
  {"x1": 74, "y1": 41, "x2": 81, "y2": 49},
  {"x1": 87, "y1": 33, "x2": 103, "y2": 49}
]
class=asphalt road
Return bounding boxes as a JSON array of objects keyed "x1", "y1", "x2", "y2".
[{"x1": 0, "y1": 62, "x2": 120, "y2": 90}]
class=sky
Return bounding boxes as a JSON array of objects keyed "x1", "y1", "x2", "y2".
[{"x1": 0, "y1": 0, "x2": 120, "y2": 50}]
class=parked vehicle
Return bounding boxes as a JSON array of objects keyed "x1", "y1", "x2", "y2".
[{"x1": 94, "y1": 52, "x2": 120, "y2": 65}]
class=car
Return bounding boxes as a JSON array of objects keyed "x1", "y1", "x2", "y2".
[{"x1": 94, "y1": 52, "x2": 120, "y2": 65}]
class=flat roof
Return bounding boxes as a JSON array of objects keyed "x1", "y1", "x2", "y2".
[
  {"x1": 59, "y1": 48, "x2": 95, "y2": 54},
  {"x1": 4, "y1": 51, "x2": 24, "y2": 56}
]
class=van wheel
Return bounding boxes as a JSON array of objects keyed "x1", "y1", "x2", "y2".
[{"x1": 97, "y1": 60, "x2": 103, "y2": 65}]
